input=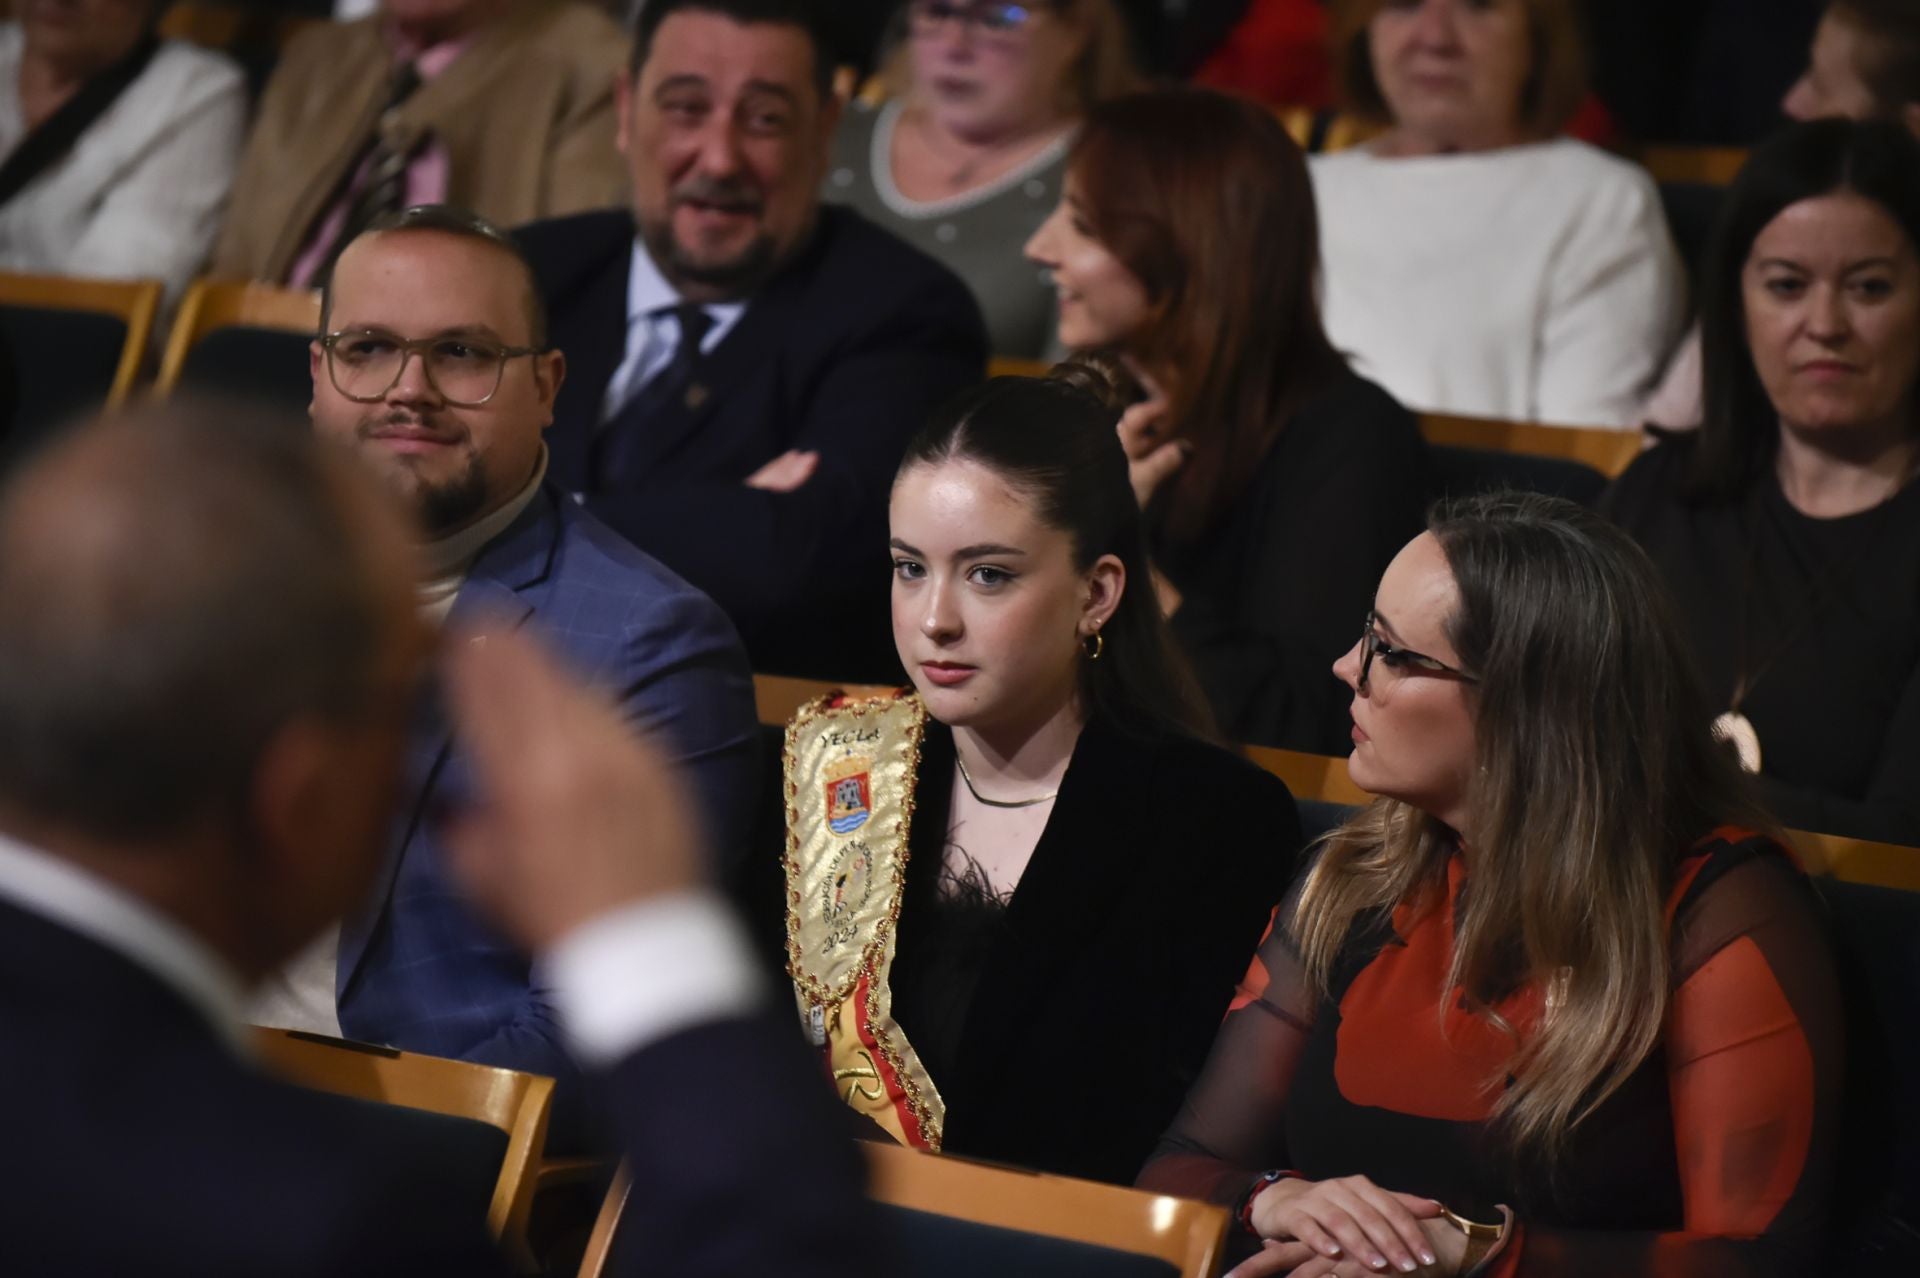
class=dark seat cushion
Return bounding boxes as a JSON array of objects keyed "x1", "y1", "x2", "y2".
[
  {"x1": 176, "y1": 325, "x2": 315, "y2": 420},
  {"x1": 0, "y1": 303, "x2": 129, "y2": 463},
  {"x1": 1816, "y1": 878, "x2": 1920, "y2": 1265},
  {"x1": 1428, "y1": 443, "x2": 1610, "y2": 507},
  {"x1": 877, "y1": 1204, "x2": 1180, "y2": 1278},
  {"x1": 311, "y1": 1089, "x2": 507, "y2": 1229}
]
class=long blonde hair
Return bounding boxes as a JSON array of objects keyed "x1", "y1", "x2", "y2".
[{"x1": 1293, "y1": 493, "x2": 1769, "y2": 1162}]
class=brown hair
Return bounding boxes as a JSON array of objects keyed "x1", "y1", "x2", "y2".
[
  {"x1": 1331, "y1": 0, "x2": 1588, "y2": 138},
  {"x1": 1832, "y1": 0, "x2": 1920, "y2": 116},
  {"x1": 896, "y1": 364, "x2": 1215, "y2": 743},
  {"x1": 1069, "y1": 88, "x2": 1347, "y2": 544},
  {"x1": 1292, "y1": 492, "x2": 1771, "y2": 1164},
  {"x1": 885, "y1": 0, "x2": 1141, "y2": 115}
]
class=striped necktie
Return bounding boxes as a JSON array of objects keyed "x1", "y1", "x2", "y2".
[{"x1": 311, "y1": 61, "x2": 424, "y2": 285}]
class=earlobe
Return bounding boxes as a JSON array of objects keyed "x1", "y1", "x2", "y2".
[{"x1": 1904, "y1": 101, "x2": 1920, "y2": 143}]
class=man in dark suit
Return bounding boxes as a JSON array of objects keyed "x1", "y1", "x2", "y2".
[
  {"x1": 256, "y1": 206, "x2": 759, "y2": 1151},
  {"x1": 518, "y1": 0, "x2": 989, "y2": 681},
  {"x1": 0, "y1": 404, "x2": 868, "y2": 1275}
]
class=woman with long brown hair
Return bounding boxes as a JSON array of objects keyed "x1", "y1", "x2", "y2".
[
  {"x1": 1024, "y1": 86, "x2": 1427, "y2": 755},
  {"x1": 1139, "y1": 492, "x2": 1843, "y2": 1277},
  {"x1": 780, "y1": 369, "x2": 1300, "y2": 1186}
]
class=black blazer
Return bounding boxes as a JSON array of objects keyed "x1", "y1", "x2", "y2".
[
  {"x1": 518, "y1": 207, "x2": 989, "y2": 682},
  {"x1": 0, "y1": 897, "x2": 872, "y2": 1277},
  {"x1": 1162, "y1": 370, "x2": 1427, "y2": 755},
  {"x1": 891, "y1": 720, "x2": 1302, "y2": 1185}
]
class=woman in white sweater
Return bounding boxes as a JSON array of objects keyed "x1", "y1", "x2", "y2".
[
  {"x1": 0, "y1": 0, "x2": 245, "y2": 303},
  {"x1": 1312, "y1": 0, "x2": 1682, "y2": 430}
]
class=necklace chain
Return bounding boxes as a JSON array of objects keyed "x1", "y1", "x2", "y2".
[{"x1": 955, "y1": 754, "x2": 1058, "y2": 810}]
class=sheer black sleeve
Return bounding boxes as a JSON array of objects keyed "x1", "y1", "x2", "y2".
[{"x1": 1136, "y1": 875, "x2": 1320, "y2": 1207}]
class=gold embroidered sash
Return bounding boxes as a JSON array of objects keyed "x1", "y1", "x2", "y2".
[{"x1": 784, "y1": 689, "x2": 944, "y2": 1150}]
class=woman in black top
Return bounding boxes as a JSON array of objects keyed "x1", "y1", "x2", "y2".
[
  {"x1": 1603, "y1": 119, "x2": 1920, "y2": 845},
  {"x1": 782, "y1": 371, "x2": 1299, "y2": 1185},
  {"x1": 1025, "y1": 87, "x2": 1427, "y2": 755}
]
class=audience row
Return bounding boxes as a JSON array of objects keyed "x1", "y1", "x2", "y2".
[
  {"x1": 1, "y1": 3, "x2": 1914, "y2": 1271},
  {"x1": 10, "y1": 1, "x2": 1916, "y2": 420},
  {"x1": 5, "y1": 0, "x2": 1917, "y2": 846}
]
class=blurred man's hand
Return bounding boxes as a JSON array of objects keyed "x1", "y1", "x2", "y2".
[{"x1": 441, "y1": 628, "x2": 703, "y2": 951}]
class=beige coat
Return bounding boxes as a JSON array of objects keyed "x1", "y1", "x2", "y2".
[{"x1": 211, "y1": 1, "x2": 630, "y2": 283}]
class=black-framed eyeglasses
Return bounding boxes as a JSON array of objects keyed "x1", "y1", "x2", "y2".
[
  {"x1": 1357, "y1": 610, "x2": 1478, "y2": 696},
  {"x1": 910, "y1": 1, "x2": 1040, "y2": 37},
  {"x1": 320, "y1": 329, "x2": 545, "y2": 408}
]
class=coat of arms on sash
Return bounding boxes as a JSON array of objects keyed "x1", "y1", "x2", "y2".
[{"x1": 824, "y1": 755, "x2": 872, "y2": 835}]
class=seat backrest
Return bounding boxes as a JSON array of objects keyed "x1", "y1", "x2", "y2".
[
  {"x1": 575, "y1": 1168, "x2": 632, "y2": 1278},
  {"x1": 1420, "y1": 413, "x2": 1644, "y2": 480},
  {"x1": 1427, "y1": 442, "x2": 1611, "y2": 507},
  {"x1": 253, "y1": 1028, "x2": 553, "y2": 1268},
  {"x1": 1787, "y1": 831, "x2": 1920, "y2": 893},
  {"x1": 0, "y1": 272, "x2": 161, "y2": 458},
  {"x1": 753, "y1": 673, "x2": 900, "y2": 726},
  {"x1": 1814, "y1": 878, "x2": 1920, "y2": 1263},
  {"x1": 867, "y1": 1143, "x2": 1228, "y2": 1278},
  {"x1": 988, "y1": 355, "x2": 1052, "y2": 380},
  {"x1": 155, "y1": 279, "x2": 321, "y2": 417},
  {"x1": 1243, "y1": 745, "x2": 1369, "y2": 807}
]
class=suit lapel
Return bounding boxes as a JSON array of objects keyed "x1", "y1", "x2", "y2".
[
  {"x1": 596, "y1": 214, "x2": 833, "y2": 478},
  {"x1": 335, "y1": 492, "x2": 563, "y2": 997}
]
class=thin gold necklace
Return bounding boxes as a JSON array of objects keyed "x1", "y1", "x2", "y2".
[{"x1": 955, "y1": 755, "x2": 1058, "y2": 809}]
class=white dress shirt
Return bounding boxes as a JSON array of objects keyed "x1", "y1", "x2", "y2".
[
  {"x1": 0, "y1": 826, "x2": 762, "y2": 1071},
  {"x1": 0, "y1": 28, "x2": 246, "y2": 302},
  {"x1": 600, "y1": 237, "x2": 749, "y2": 422}
]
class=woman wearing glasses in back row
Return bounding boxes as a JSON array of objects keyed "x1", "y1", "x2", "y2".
[
  {"x1": 1140, "y1": 493, "x2": 1842, "y2": 1277},
  {"x1": 827, "y1": 0, "x2": 1139, "y2": 358}
]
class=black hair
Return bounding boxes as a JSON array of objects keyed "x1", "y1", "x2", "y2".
[
  {"x1": 629, "y1": 0, "x2": 836, "y2": 97},
  {"x1": 319, "y1": 204, "x2": 549, "y2": 348},
  {"x1": 896, "y1": 366, "x2": 1215, "y2": 742},
  {"x1": 1692, "y1": 118, "x2": 1920, "y2": 502}
]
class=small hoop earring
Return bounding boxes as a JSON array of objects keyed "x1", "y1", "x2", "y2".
[{"x1": 1084, "y1": 631, "x2": 1104, "y2": 661}]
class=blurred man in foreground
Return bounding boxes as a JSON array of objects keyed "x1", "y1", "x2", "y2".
[{"x1": 0, "y1": 404, "x2": 866, "y2": 1276}]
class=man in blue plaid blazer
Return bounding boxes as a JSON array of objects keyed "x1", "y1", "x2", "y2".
[{"x1": 261, "y1": 206, "x2": 759, "y2": 1152}]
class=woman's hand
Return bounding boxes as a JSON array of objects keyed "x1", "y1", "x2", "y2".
[
  {"x1": 1114, "y1": 367, "x2": 1187, "y2": 510},
  {"x1": 1246, "y1": 1175, "x2": 1449, "y2": 1275}
]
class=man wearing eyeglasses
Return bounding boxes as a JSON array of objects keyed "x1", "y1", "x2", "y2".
[{"x1": 267, "y1": 204, "x2": 759, "y2": 1153}]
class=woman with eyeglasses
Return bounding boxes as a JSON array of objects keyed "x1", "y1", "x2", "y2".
[
  {"x1": 1138, "y1": 491, "x2": 1842, "y2": 1278},
  {"x1": 1605, "y1": 119, "x2": 1920, "y2": 847},
  {"x1": 781, "y1": 368, "x2": 1299, "y2": 1186},
  {"x1": 825, "y1": 0, "x2": 1138, "y2": 358},
  {"x1": 1023, "y1": 86, "x2": 1427, "y2": 756}
]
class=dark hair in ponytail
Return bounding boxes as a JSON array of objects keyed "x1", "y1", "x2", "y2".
[{"x1": 895, "y1": 365, "x2": 1214, "y2": 741}]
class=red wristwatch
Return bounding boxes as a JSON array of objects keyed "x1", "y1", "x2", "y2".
[{"x1": 1234, "y1": 1169, "x2": 1300, "y2": 1236}]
